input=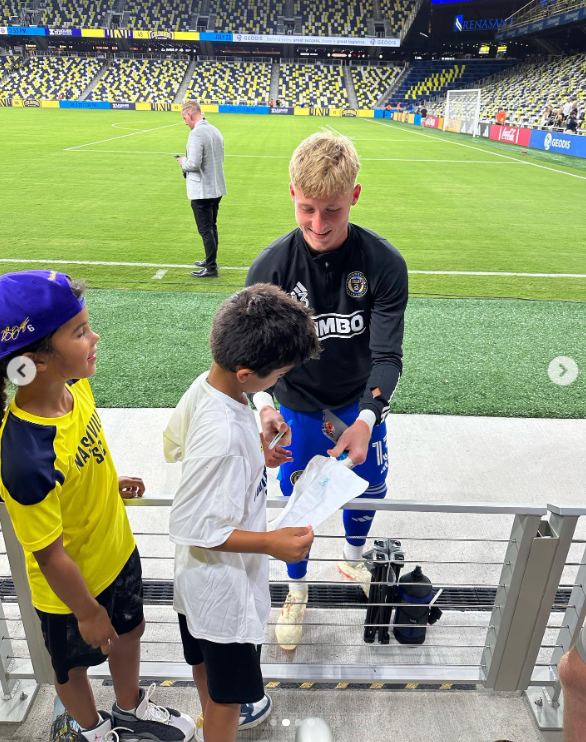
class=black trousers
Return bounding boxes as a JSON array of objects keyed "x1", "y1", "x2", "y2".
[{"x1": 191, "y1": 196, "x2": 222, "y2": 271}]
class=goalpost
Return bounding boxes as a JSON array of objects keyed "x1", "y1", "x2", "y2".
[{"x1": 443, "y1": 88, "x2": 481, "y2": 137}]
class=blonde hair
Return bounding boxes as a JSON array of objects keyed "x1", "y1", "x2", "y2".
[
  {"x1": 289, "y1": 131, "x2": 360, "y2": 198},
  {"x1": 182, "y1": 99, "x2": 202, "y2": 115}
]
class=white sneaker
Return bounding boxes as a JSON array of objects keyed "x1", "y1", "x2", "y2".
[
  {"x1": 338, "y1": 555, "x2": 371, "y2": 598},
  {"x1": 112, "y1": 683, "x2": 195, "y2": 741},
  {"x1": 275, "y1": 590, "x2": 307, "y2": 650},
  {"x1": 80, "y1": 712, "x2": 130, "y2": 742},
  {"x1": 239, "y1": 693, "x2": 272, "y2": 728}
]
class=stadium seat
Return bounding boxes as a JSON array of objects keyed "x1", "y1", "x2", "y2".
[
  {"x1": 389, "y1": 60, "x2": 518, "y2": 107},
  {"x1": 122, "y1": 0, "x2": 193, "y2": 31},
  {"x1": 0, "y1": 54, "x2": 20, "y2": 81},
  {"x1": 378, "y1": 0, "x2": 418, "y2": 37},
  {"x1": 352, "y1": 64, "x2": 400, "y2": 109},
  {"x1": 478, "y1": 53, "x2": 586, "y2": 129},
  {"x1": 279, "y1": 63, "x2": 350, "y2": 108},
  {"x1": 294, "y1": 0, "x2": 372, "y2": 38},
  {"x1": 0, "y1": 0, "x2": 24, "y2": 25},
  {"x1": 184, "y1": 61, "x2": 271, "y2": 105},
  {"x1": 213, "y1": 0, "x2": 285, "y2": 34},
  {"x1": 88, "y1": 59, "x2": 188, "y2": 103},
  {"x1": 0, "y1": 55, "x2": 102, "y2": 100},
  {"x1": 42, "y1": 0, "x2": 112, "y2": 28}
]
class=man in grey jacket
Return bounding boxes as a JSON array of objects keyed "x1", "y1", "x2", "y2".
[{"x1": 178, "y1": 100, "x2": 227, "y2": 278}]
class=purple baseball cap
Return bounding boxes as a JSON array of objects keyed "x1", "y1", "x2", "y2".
[{"x1": 0, "y1": 270, "x2": 86, "y2": 360}]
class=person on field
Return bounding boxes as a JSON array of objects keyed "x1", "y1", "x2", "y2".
[
  {"x1": 177, "y1": 100, "x2": 226, "y2": 279},
  {"x1": 245, "y1": 132, "x2": 408, "y2": 650}
]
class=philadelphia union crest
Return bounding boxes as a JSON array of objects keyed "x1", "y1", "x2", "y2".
[
  {"x1": 346, "y1": 271, "x2": 368, "y2": 298},
  {"x1": 290, "y1": 469, "x2": 304, "y2": 486}
]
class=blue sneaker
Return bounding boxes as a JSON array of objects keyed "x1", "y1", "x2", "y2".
[{"x1": 239, "y1": 694, "x2": 272, "y2": 730}]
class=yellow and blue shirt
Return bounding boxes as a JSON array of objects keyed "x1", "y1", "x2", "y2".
[{"x1": 0, "y1": 379, "x2": 135, "y2": 614}]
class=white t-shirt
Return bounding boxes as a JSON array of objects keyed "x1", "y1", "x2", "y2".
[
  {"x1": 164, "y1": 373, "x2": 270, "y2": 645},
  {"x1": 563, "y1": 101, "x2": 573, "y2": 117}
]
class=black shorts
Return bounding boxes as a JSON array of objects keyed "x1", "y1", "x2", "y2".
[
  {"x1": 36, "y1": 546, "x2": 144, "y2": 685},
  {"x1": 178, "y1": 613, "x2": 264, "y2": 704}
]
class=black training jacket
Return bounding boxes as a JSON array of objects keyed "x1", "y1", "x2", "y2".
[{"x1": 245, "y1": 223, "x2": 408, "y2": 424}]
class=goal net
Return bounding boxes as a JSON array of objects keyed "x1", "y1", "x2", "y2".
[{"x1": 443, "y1": 89, "x2": 481, "y2": 137}]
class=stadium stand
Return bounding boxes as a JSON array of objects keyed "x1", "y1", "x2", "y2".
[
  {"x1": 378, "y1": 0, "x2": 418, "y2": 37},
  {"x1": 389, "y1": 60, "x2": 518, "y2": 106},
  {"x1": 122, "y1": 0, "x2": 193, "y2": 31},
  {"x1": 294, "y1": 0, "x2": 372, "y2": 37},
  {"x1": 0, "y1": 55, "x2": 102, "y2": 100},
  {"x1": 88, "y1": 59, "x2": 188, "y2": 103},
  {"x1": 0, "y1": 0, "x2": 20, "y2": 24},
  {"x1": 0, "y1": 54, "x2": 20, "y2": 81},
  {"x1": 213, "y1": 0, "x2": 284, "y2": 34},
  {"x1": 352, "y1": 64, "x2": 400, "y2": 108},
  {"x1": 279, "y1": 63, "x2": 350, "y2": 107},
  {"x1": 478, "y1": 53, "x2": 586, "y2": 128},
  {"x1": 42, "y1": 0, "x2": 112, "y2": 28},
  {"x1": 185, "y1": 60, "x2": 271, "y2": 104}
]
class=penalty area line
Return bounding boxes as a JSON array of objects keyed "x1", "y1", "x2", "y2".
[
  {"x1": 64, "y1": 122, "x2": 183, "y2": 152},
  {"x1": 362, "y1": 118, "x2": 586, "y2": 181}
]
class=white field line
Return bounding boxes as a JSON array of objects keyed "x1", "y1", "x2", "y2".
[
  {"x1": 111, "y1": 122, "x2": 147, "y2": 131},
  {"x1": 362, "y1": 118, "x2": 586, "y2": 181},
  {"x1": 152, "y1": 269, "x2": 168, "y2": 279},
  {"x1": 64, "y1": 148, "x2": 522, "y2": 164},
  {"x1": 1, "y1": 258, "x2": 585, "y2": 279},
  {"x1": 64, "y1": 122, "x2": 182, "y2": 151}
]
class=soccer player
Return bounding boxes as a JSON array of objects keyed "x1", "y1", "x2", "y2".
[
  {"x1": 0, "y1": 270, "x2": 195, "y2": 742},
  {"x1": 245, "y1": 131, "x2": 408, "y2": 649},
  {"x1": 164, "y1": 284, "x2": 321, "y2": 742}
]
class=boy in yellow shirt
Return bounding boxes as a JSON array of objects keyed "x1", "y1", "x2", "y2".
[{"x1": 0, "y1": 270, "x2": 195, "y2": 742}]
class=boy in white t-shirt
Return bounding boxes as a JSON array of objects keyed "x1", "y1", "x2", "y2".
[{"x1": 164, "y1": 284, "x2": 321, "y2": 742}]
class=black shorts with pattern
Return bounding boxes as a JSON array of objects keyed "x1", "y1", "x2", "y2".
[{"x1": 36, "y1": 546, "x2": 144, "y2": 685}]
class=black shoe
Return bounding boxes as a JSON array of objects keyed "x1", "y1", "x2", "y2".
[
  {"x1": 194, "y1": 260, "x2": 207, "y2": 267},
  {"x1": 191, "y1": 268, "x2": 218, "y2": 278}
]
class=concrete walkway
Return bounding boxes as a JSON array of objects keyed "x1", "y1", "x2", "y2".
[{"x1": 1, "y1": 411, "x2": 584, "y2": 741}]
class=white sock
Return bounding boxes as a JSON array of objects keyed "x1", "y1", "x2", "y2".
[
  {"x1": 82, "y1": 713, "x2": 103, "y2": 732},
  {"x1": 289, "y1": 577, "x2": 308, "y2": 597},
  {"x1": 344, "y1": 542, "x2": 364, "y2": 562}
]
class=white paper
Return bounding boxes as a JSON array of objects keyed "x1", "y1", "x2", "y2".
[{"x1": 271, "y1": 455, "x2": 369, "y2": 530}]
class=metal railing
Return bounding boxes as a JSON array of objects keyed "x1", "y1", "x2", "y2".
[
  {"x1": 505, "y1": 0, "x2": 586, "y2": 29},
  {"x1": 0, "y1": 497, "x2": 584, "y2": 730}
]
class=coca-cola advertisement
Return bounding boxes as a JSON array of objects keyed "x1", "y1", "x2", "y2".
[{"x1": 489, "y1": 124, "x2": 531, "y2": 147}]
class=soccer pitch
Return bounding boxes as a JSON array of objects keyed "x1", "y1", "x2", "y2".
[
  {"x1": 1, "y1": 109, "x2": 584, "y2": 416},
  {"x1": 1, "y1": 108, "x2": 585, "y2": 300}
]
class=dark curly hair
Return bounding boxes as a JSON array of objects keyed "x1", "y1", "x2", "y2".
[{"x1": 210, "y1": 283, "x2": 320, "y2": 378}]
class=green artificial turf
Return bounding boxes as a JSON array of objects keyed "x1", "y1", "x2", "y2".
[
  {"x1": 83, "y1": 289, "x2": 585, "y2": 418},
  {"x1": 1, "y1": 109, "x2": 584, "y2": 417},
  {"x1": 1, "y1": 109, "x2": 585, "y2": 302}
]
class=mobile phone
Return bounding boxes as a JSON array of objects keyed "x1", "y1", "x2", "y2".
[
  {"x1": 322, "y1": 409, "x2": 348, "y2": 443},
  {"x1": 323, "y1": 410, "x2": 353, "y2": 467},
  {"x1": 174, "y1": 155, "x2": 181, "y2": 159}
]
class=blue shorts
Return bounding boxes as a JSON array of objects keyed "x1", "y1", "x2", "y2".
[
  {"x1": 278, "y1": 402, "x2": 389, "y2": 498},
  {"x1": 278, "y1": 402, "x2": 388, "y2": 580}
]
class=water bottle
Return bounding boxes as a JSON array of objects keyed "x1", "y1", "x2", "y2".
[{"x1": 393, "y1": 565, "x2": 440, "y2": 644}]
